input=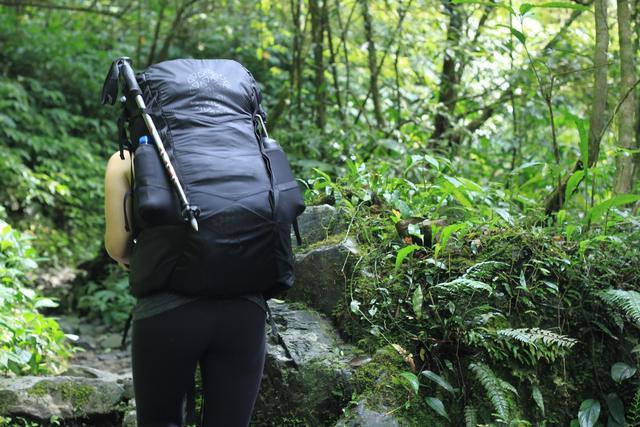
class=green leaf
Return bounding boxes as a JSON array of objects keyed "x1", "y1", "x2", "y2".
[
  {"x1": 34, "y1": 298, "x2": 58, "y2": 309},
  {"x1": 421, "y1": 370, "x2": 455, "y2": 393},
  {"x1": 578, "y1": 399, "x2": 600, "y2": 427},
  {"x1": 565, "y1": 170, "x2": 585, "y2": 201},
  {"x1": 588, "y1": 194, "x2": 640, "y2": 222},
  {"x1": 606, "y1": 393, "x2": 625, "y2": 425},
  {"x1": 532, "y1": 386, "x2": 545, "y2": 416},
  {"x1": 395, "y1": 244, "x2": 420, "y2": 268},
  {"x1": 537, "y1": 1, "x2": 591, "y2": 11},
  {"x1": 519, "y1": 3, "x2": 534, "y2": 14},
  {"x1": 350, "y1": 300, "x2": 361, "y2": 314},
  {"x1": 412, "y1": 286, "x2": 423, "y2": 319},
  {"x1": 510, "y1": 27, "x2": 526, "y2": 44},
  {"x1": 399, "y1": 371, "x2": 419, "y2": 394},
  {"x1": 611, "y1": 362, "x2": 636, "y2": 382},
  {"x1": 425, "y1": 397, "x2": 450, "y2": 420}
]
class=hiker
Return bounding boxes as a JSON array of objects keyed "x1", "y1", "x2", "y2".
[
  {"x1": 102, "y1": 58, "x2": 304, "y2": 426},
  {"x1": 104, "y1": 148, "x2": 268, "y2": 426}
]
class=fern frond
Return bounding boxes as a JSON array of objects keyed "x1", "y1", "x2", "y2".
[
  {"x1": 497, "y1": 328, "x2": 577, "y2": 349},
  {"x1": 433, "y1": 278, "x2": 493, "y2": 295},
  {"x1": 464, "y1": 405, "x2": 478, "y2": 427},
  {"x1": 469, "y1": 362, "x2": 513, "y2": 421},
  {"x1": 628, "y1": 387, "x2": 640, "y2": 426},
  {"x1": 464, "y1": 261, "x2": 509, "y2": 279},
  {"x1": 599, "y1": 289, "x2": 640, "y2": 324}
]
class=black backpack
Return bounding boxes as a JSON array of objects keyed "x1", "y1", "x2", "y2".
[{"x1": 109, "y1": 58, "x2": 305, "y2": 300}]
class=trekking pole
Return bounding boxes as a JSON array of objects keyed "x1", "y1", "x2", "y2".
[{"x1": 101, "y1": 57, "x2": 200, "y2": 232}]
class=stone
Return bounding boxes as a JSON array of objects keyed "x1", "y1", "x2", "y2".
[
  {"x1": 333, "y1": 400, "x2": 408, "y2": 427},
  {"x1": 0, "y1": 367, "x2": 125, "y2": 419},
  {"x1": 100, "y1": 333, "x2": 123, "y2": 350},
  {"x1": 293, "y1": 204, "x2": 344, "y2": 246},
  {"x1": 288, "y1": 238, "x2": 359, "y2": 317},
  {"x1": 253, "y1": 300, "x2": 358, "y2": 426}
]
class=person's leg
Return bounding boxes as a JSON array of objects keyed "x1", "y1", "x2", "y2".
[
  {"x1": 132, "y1": 300, "x2": 210, "y2": 427},
  {"x1": 199, "y1": 298, "x2": 267, "y2": 427}
]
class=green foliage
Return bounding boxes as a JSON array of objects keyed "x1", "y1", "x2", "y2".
[
  {"x1": 469, "y1": 362, "x2": 517, "y2": 422},
  {"x1": 0, "y1": 220, "x2": 72, "y2": 375},
  {"x1": 0, "y1": 76, "x2": 109, "y2": 265},
  {"x1": 599, "y1": 289, "x2": 640, "y2": 325},
  {"x1": 78, "y1": 267, "x2": 135, "y2": 329}
]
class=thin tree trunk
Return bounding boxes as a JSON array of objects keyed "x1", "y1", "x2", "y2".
[
  {"x1": 544, "y1": 0, "x2": 609, "y2": 215},
  {"x1": 157, "y1": 0, "x2": 199, "y2": 62},
  {"x1": 290, "y1": 0, "x2": 303, "y2": 113},
  {"x1": 353, "y1": 0, "x2": 413, "y2": 126},
  {"x1": 394, "y1": 46, "x2": 401, "y2": 128},
  {"x1": 358, "y1": 0, "x2": 385, "y2": 127},
  {"x1": 633, "y1": 0, "x2": 640, "y2": 183},
  {"x1": 588, "y1": 0, "x2": 609, "y2": 167},
  {"x1": 147, "y1": 0, "x2": 167, "y2": 66},
  {"x1": 336, "y1": 0, "x2": 356, "y2": 118},
  {"x1": 614, "y1": 0, "x2": 637, "y2": 193},
  {"x1": 431, "y1": 0, "x2": 463, "y2": 145},
  {"x1": 310, "y1": 0, "x2": 326, "y2": 130},
  {"x1": 324, "y1": 0, "x2": 345, "y2": 121}
]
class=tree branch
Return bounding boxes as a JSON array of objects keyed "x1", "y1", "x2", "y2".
[{"x1": 0, "y1": 0, "x2": 123, "y2": 17}]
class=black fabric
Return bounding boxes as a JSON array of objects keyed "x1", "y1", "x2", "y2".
[
  {"x1": 131, "y1": 297, "x2": 266, "y2": 427},
  {"x1": 126, "y1": 59, "x2": 306, "y2": 300}
]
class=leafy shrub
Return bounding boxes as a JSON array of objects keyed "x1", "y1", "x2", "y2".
[
  {"x1": 0, "y1": 220, "x2": 72, "y2": 375},
  {"x1": 306, "y1": 157, "x2": 640, "y2": 425},
  {"x1": 77, "y1": 266, "x2": 135, "y2": 329}
]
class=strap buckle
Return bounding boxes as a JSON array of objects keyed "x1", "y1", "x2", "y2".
[{"x1": 255, "y1": 114, "x2": 269, "y2": 139}]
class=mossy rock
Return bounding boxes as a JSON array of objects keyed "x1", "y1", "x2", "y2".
[{"x1": 0, "y1": 374, "x2": 125, "y2": 419}]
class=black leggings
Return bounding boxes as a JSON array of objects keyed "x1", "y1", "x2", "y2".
[{"x1": 131, "y1": 297, "x2": 267, "y2": 427}]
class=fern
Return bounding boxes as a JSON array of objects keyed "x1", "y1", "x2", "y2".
[
  {"x1": 469, "y1": 362, "x2": 514, "y2": 422},
  {"x1": 464, "y1": 261, "x2": 510, "y2": 280},
  {"x1": 599, "y1": 289, "x2": 640, "y2": 325},
  {"x1": 628, "y1": 388, "x2": 640, "y2": 426},
  {"x1": 433, "y1": 278, "x2": 493, "y2": 294},
  {"x1": 433, "y1": 261, "x2": 505, "y2": 295},
  {"x1": 464, "y1": 405, "x2": 478, "y2": 427},
  {"x1": 497, "y1": 328, "x2": 577, "y2": 349}
]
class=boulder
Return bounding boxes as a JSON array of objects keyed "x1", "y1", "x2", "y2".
[
  {"x1": 288, "y1": 238, "x2": 359, "y2": 318},
  {"x1": 252, "y1": 300, "x2": 360, "y2": 426},
  {"x1": 293, "y1": 204, "x2": 344, "y2": 246},
  {"x1": 0, "y1": 366, "x2": 125, "y2": 419}
]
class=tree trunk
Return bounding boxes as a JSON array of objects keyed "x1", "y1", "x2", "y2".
[
  {"x1": 147, "y1": 0, "x2": 167, "y2": 67},
  {"x1": 614, "y1": 0, "x2": 637, "y2": 193},
  {"x1": 544, "y1": 0, "x2": 609, "y2": 215},
  {"x1": 324, "y1": 0, "x2": 344, "y2": 121},
  {"x1": 156, "y1": 0, "x2": 199, "y2": 63},
  {"x1": 290, "y1": 0, "x2": 303, "y2": 113},
  {"x1": 310, "y1": 0, "x2": 326, "y2": 130},
  {"x1": 588, "y1": 0, "x2": 609, "y2": 166},
  {"x1": 358, "y1": 0, "x2": 385, "y2": 127},
  {"x1": 431, "y1": 0, "x2": 463, "y2": 146}
]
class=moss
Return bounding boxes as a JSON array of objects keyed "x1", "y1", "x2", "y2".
[
  {"x1": 298, "y1": 232, "x2": 348, "y2": 253},
  {"x1": 27, "y1": 380, "x2": 95, "y2": 416},
  {"x1": 346, "y1": 345, "x2": 442, "y2": 426}
]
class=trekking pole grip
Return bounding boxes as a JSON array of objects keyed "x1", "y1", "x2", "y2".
[{"x1": 117, "y1": 58, "x2": 142, "y2": 98}]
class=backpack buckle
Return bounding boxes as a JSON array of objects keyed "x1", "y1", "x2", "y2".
[{"x1": 255, "y1": 114, "x2": 269, "y2": 139}]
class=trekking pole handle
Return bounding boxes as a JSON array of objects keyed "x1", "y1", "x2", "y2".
[{"x1": 118, "y1": 58, "x2": 143, "y2": 98}]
